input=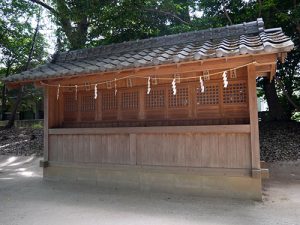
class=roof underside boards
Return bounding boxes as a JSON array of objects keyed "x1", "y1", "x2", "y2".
[{"x1": 4, "y1": 18, "x2": 294, "y2": 83}]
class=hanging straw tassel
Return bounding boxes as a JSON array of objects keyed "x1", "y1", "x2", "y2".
[
  {"x1": 147, "y1": 77, "x2": 151, "y2": 94},
  {"x1": 75, "y1": 85, "x2": 78, "y2": 100},
  {"x1": 94, "y1": 84, "x2": 98, "y2": 99},
  {"x1": 56, "y1": 84, "x2": 60, "y2": 100},
  {"x1": 114, "y1": 78, "x2": 117, "y2": 96}
]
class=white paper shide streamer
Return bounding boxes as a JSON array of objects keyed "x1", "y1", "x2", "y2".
[
  {"x1": 75, "y1": 85, "x2": 78, "y2": 100},
  {"x1": 222, "y1": 71, "x2": 228, "y2": 88},
  {"x1": 199, "y1": 76, "x2": 204, "y2": 93},
  {"x1": 147, "y1": 77, "x2": 151, "y2": 94},
  {"x1": 56, "y1": 84, "x2": 60, "y2": 100},
  {"x1": 172, "y1": 78, "x2": 177, "y2": 95},
  {"x1": 114, "y1": 78, "x2": 117, "y2": 96},
  {"x1": 94, "y1": 84, "x2": 98, "y2": 99}
]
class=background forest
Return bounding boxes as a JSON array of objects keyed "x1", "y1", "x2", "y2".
[{"x1": 0, "y1": 0, "x2": 299, "y2": 125}]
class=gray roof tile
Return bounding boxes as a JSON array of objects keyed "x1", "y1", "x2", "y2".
[{"x1": 4, "y1": 18, "x2": 294, "y2": 83}]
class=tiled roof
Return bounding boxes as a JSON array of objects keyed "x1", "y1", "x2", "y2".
[{"x1": 4, "y1": 18, "x2": 294, "y2": 83}]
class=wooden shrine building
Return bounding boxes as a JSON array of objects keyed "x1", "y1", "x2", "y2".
[{"x1": 5, "y1": 19, "x2": 294, "y2": 200}]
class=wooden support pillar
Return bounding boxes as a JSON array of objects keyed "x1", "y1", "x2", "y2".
[
  {"x1": 188, "y1": 82, "x2": 195, "y2": 118},
  {"x1": 43, "y1": 86, "x2": 49, "y2": 162},
  {"x1": 58, "y1": 92, "x2": 63, "y2": 126},
  {"x1": 129, "y1": 134, "x2": 137, "y2": 165},
  {"x1": 77, "y1": 92, "x2": 82, "y2": 122},
  {"x1": 247, "y1": 64, "x2": 261, "y2": 176},
  {"x1": 96, "y1": 91, "x2": 102, "y2": 121},
  {"x1": 138, "y1": 88, "x2": 145, "y2": 120}
]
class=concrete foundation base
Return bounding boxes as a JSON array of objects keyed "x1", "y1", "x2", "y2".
[{"x1": 44, "y1": 164, "x2": 262, "y2": 200}]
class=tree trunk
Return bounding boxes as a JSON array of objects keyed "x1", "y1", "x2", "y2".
[
  {"x1": 5, "y1": 19, "x2": 40, "y2": 129},
  {"x1": 257, "y1": 0, "x2": 262, "y2": 17},
  {"x1": 222, "y1": 0, "x2": 233, "y2": 25},
  {"x1": 1, "y1": 64, "x2": 11, "y2": 120},
  {"x1": 262, "y1": 78, "x2": 288, "y2": 121},
  {"x1": 5, "y1": 90, "x2": 22, "y2": 128},
  {"x1": 1, "y1": 85, "x2": 7, "y2": 120},
  {"x1": 275, "y1": 76, "x2": 300, "y2": 112}
]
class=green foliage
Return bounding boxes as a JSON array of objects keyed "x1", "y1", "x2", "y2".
[
  {"x1": 1, "y1": 0, "x2": 300, "y2": 120},
  {"x1": 292, "y1": 112, "x2": 300, "y2": 121},
  {"x1": 42, "y1": 0, "x2": 198, "y2": 49},
  {"x1": 31, "y1": 121, "x2": 43, "y2": 129},
  {"x1": 0, "y1": 0, "x2": 47, "y2": 118},
  {"x1": 0, "y1": 0, "x2": 47, "y2": 69}
]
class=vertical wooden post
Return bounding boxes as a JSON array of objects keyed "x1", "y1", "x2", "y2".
[
  {"x1": 165, "y1": 86, "x2": 169, "y2": 119},
  {"x1": 247, "y1": 64, "x2": 261, "y2": 177},
  {"x1": 188, "y1": 83, "x2": 195, "y2": 118},
  {"x1": 77, "y1": 92, "x2": 82, "y2": 122},
  {"x1": 58, "y1": 92, "x2": 63, "y2": 126},
  {"x1": 43, "y1": 87, "x2": 49, "y2": 162},
  {"x1": 129, "y1": 134, "x2": 137, "y2": 165},
  {"x1": 96, "y1": 91, "x2": 102, "y2": 121},
  {"x1": 219, "y1": 80, "x2": 225, "y2": 118},
  {"x1": 117, "y1": 91, "x2": 122, "y2": 120},
  {"x1": 138, "y1": 87, "x2": 145, "y2": 120}
]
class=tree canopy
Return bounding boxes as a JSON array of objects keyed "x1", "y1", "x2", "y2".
[
  {"x1": 0, "y1": 0, "x2": 300, "y2": 122},
  {"x1": 0, "y1": 0, "x2": 47, "y2": 121}
]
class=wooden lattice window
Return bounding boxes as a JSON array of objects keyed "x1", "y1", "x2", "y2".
[
  {"x1": 64, "y1": 94, "x2": 78, "y2": 113},
  {"x1": 121, "y1": 91, "x2": 139, "y2": 109},
  {"x1": 223, "y1": 82, "x2": 247, "y2": 104},
  {"x1": 80, "y1": 93, "x2": 95, "y2": 112},
  {"x1": 197, "y1": 84, "x2": 219, "y2": 105},
  {"x1": 102, "y1": 91, "x2": 117, "y2": 111},
  {"x1": 145, "y1": 89, "x2": 165, "y2": 109},
  {"x1": 168, "y1": 87, "x2": 189, "y2": 108}
]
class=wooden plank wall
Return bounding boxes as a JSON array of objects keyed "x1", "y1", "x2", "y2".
[
  {"x1": 45, "y1": 66, "x2": 255, "y2": 171},
  {"x1": 48, "y1": 131, "x2": 251, "y2": 169}
]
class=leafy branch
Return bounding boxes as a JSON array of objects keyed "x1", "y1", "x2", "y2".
[
  {"x1": 275, "y1": 75, "x2": 300, "y2": 112},
  {"x1": 221, "y1": 0, "x2": 232, "y2": 25},
  {"x1": 143, "y1": 8, "x2": 191, "y2": 25}
]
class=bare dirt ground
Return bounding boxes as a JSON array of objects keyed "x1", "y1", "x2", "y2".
[{"x1": 0, "y1": 156, "x2": 299, "y2": 225}]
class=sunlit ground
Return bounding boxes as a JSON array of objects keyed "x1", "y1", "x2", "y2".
[
  {"x1": 0, "y1": 140, "x2": 29, "y2": 150},
  {"x1": 0, "y1": 155, "x2": 299, "y2": 225},
  {"x1": 0, "y1": 155, "x2": 41, "y2": 180}
]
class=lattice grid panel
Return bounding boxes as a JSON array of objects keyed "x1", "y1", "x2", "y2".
[
  {"x1": 102, "y1": 91, "x2": 117, "y2": 111},
  {"x1": 223, "y1": 82, "x2": 247, "y2": 104},
  {"x1": 145, "y1": 89, "x2": 165, "y2": 109},
  {"x1": 121, "y1": 91, "x2": 139, "y2": 109},
  {"x1": 64, "y1": 94, "x2": 78, "y2": 113},
  {"x1": 80, "y1": 93, "x2": 95, "y2": 112},
  {"x1": 197, "y1": 84, "x2": 219, "y2": 105},
  {"x1": 168, "y1": 87, "x2": 189, "y2": 108}
]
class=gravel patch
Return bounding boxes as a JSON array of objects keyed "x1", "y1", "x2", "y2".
[
  {"x1": 0, "y1": 127, "x2": 43, "y2": 156},
  {"x1": 260, "y1": 121, "x2": 300, "y2": 162}
]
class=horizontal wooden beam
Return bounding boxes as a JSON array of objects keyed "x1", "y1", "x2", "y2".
[
  {"x1": 47, "y1": 54, "x2": 277, "y2": 86},
  {"x1": 49, "y1": 124, "x2": 251, "y2": 135},
  {"x1": 6, "y1": 53, "x2": 278, "y2": 88},
  {"x1": 256, "y1": 64, "x2": 272, "y2": 73},
  {"x1": 48, "y1": 161, "x2": 252, "y2": 177}
]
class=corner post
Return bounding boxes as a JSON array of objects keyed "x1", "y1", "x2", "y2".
[
  {"x1": 247, "y1": 64, "x2": 261, "y2": 176},
  {"x1": 43, "y1": 86, "x2": 49, "y2": 162}
]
